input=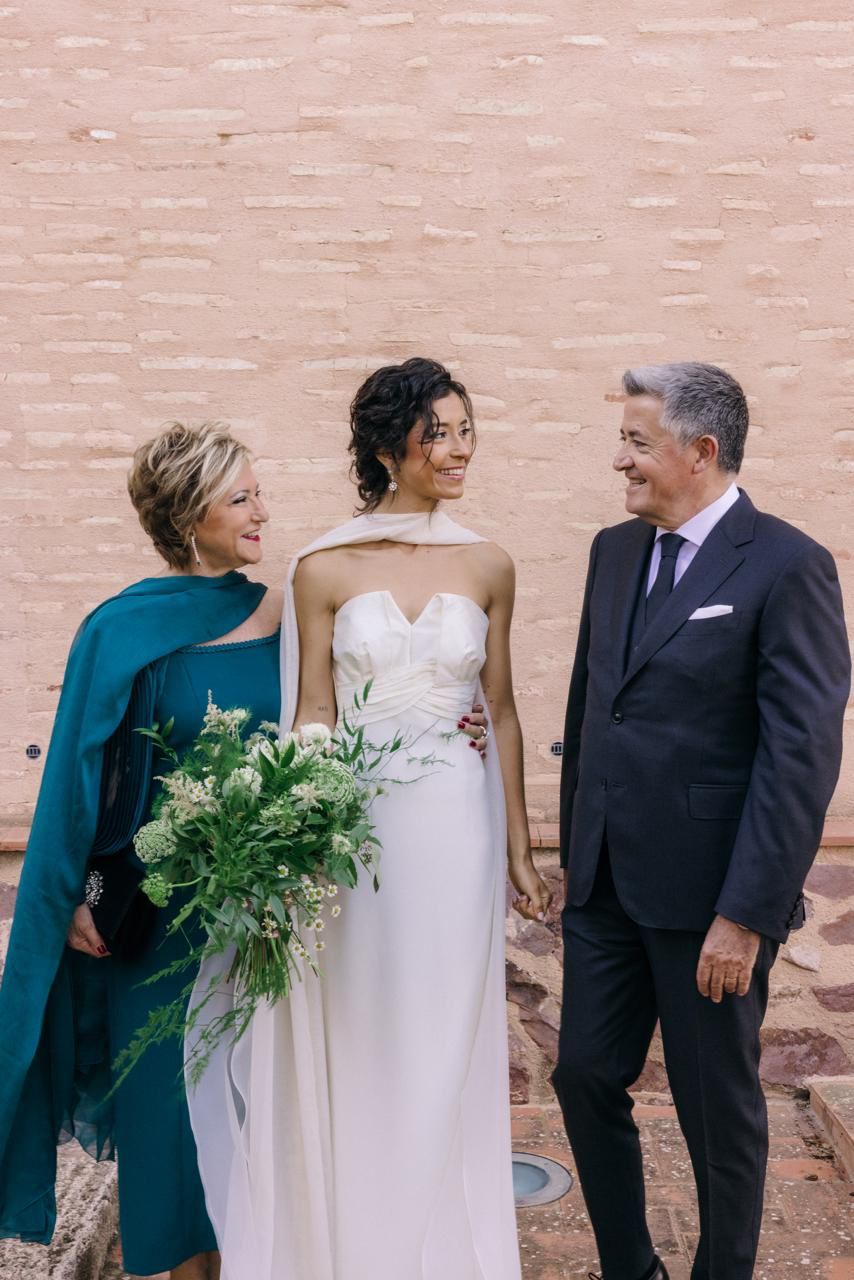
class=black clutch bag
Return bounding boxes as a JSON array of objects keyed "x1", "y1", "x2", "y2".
[
  {"x1": 85, "y1": 850, "x2": 158, "y2": 962},
  {"x1": 85, "y1": 665, "x2": 161, "y2": 962}
]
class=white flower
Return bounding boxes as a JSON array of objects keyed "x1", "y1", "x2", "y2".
[
  {"x1": 330, "y1": 833, "x2": 352, "y2": 857},
  {"x1": 292, "y1": 782, "x2": 320, "y2": 808},
  {"x1": 258, "y1": 720, "x2": 279, "y2": 734},
  {"x1": 299, "y1": 722, "x2": 333, "y2": 748},
  {"x1": 277, "y1": 864, "x2": 290, "y2": 877},
  {"x1": 247, "y1": 737, "x2": 277, "y2": 766},
  {"x1": 162, "y1": 771, "x2": 219, "y2": 817},
  {"x1": 260, "y1": 911, "x2": 280, "y2": 940},
  {"x1": 326, "y1": 884, "x2": 339, "y2": 898},
  {"x1": 222, "y1": 765, "x2": 263, "y2": 798},
  {"x1": 331, "y1": 905, "x2": 342, "y2": 918},
  {"x1": 202, "y1": 693, "x2": 251, "y2": 739},
  {"x1": 311, "y1": 759, "x2": 357, "y2": 808}
]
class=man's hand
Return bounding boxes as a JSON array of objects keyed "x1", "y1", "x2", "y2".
[
  {"x1": 509, "y1": 856, "x2": 553, "y2": 922},
  {"x1": 696, "y1": 914, "x2": 761, "y2": 1003}
]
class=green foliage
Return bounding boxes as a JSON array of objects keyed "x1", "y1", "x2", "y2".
[{"x1": 116, "y1": 690, "x2": 406, "y2": 1087}]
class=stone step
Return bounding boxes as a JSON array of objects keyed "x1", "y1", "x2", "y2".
[
  {"x1": 0, "y1": 1145, "x2": 116, "y2": 1280},
  {"x1": 808, "y1": 1075, "x2": 854, "y2": 1182}
]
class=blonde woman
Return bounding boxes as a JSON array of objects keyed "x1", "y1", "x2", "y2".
[{"x1": 0, "y1": 424, "x2": 282, "y2": 1280}]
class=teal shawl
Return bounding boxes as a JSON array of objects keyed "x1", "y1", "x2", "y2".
[{"x1": 0, "y1": 571, "x2": 266, "y2": 1243}]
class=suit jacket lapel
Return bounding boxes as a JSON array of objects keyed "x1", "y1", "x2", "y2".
[
  {"x1": 608, "y1": 520, "x2": 655, "y2": 685},
  {"x1": 619, "y1": 490, "x2": 755, "y2": 692}
]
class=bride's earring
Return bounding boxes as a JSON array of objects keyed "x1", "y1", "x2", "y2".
[
  {"x1": 190, "y1": 532, "x2": 202, "y2": 568},
  {"x1": 387, "y1": 470, "x2": 398, "y2": 493}
]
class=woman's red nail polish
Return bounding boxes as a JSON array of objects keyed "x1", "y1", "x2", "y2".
[
  {"x1": 97, "y1": 945, "x2": 107, "y2": 956},
  {"x1": 469, "y1": 741, "x2": 476, "y2": 749},
  {"x1": 461, "y1": 716, "x2": 470, "y2": 723}
]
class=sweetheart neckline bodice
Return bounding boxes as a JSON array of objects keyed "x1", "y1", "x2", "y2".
[
  {"x1": 335, "y1": 589, "x2": 488, "y2": 631},
  {"x1": 331, "y1": 590, "x2": 489, "y2": 727}
]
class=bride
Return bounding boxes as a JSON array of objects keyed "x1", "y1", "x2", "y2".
[{"x1": 188, "y1": 357, "x2": 551, "y2": 1280}]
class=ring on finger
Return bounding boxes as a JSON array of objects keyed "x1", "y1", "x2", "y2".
[{"x1": 479, "y1": 726, "x2": 489, "y2": 742}]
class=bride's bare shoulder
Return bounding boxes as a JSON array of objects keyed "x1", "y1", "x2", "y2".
[
  {"x1": 467, "y1": 539, "x2": 515, "y2": 583},
  {"x1": 293, "y1": 546, "x2": 352, "y2": 602}
]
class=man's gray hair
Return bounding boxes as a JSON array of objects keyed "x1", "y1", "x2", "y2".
[{"x1": 622, "y1": 362, "x2": 748, "y2": 473}]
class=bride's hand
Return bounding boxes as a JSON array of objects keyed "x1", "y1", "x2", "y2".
[{"x1": 509, "y1": 857, "x2": 552, "y2": 922}]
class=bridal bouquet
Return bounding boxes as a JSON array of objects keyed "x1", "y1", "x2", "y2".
[{"x1": 114, "y1": 685, "x2": 400, "y2": 1085}]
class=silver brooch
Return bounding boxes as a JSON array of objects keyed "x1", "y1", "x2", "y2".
[{"x1": 84, "y1": 869, "x2": 104, "y2": 908}]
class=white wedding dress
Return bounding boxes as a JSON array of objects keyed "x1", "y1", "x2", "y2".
[{"x1": 188, "y1": 513, "x2": 521, "y2": 1280}]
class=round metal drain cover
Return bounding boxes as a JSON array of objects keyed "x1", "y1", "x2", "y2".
[{"x1": 512, "y1": 1153, "x2": 573, "y2": 1207}]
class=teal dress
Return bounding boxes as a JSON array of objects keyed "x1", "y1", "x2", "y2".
[
  {"x1": 0, "y1": 572, "x2": 268, "y2": 1249},
  {"x1": 108, "y1": 631, "x2": 280, "y2": 1276}
]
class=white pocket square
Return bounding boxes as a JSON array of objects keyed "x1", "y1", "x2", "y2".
[{"x1": 689, "y1": 605, "x2": 733, "y2": 620}]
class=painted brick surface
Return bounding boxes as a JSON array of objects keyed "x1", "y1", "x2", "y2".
[{"x1": 1, "y1": 2, "x2": 852, "y2": 825}]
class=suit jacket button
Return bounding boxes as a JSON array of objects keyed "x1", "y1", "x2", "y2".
[{"x1": 611, "y1": 711, "x2": 624, "y2": 724}]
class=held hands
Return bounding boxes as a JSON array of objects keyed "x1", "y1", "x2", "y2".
[
  {"x1": 66, "y1": 903, "x2": 110, "y2": 959},
  {"x1": 509, "y1": 857, "x2": 553, "y2": 923},
  {"x1": 696, "y1": 913, "x2": 761, "y2": 1002},
  {"x1": 459, "y1": 704, "x2": 489, "y2": 758}
]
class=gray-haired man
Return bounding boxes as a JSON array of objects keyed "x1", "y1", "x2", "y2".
[{"x1": 552, "y1": 363, "x2": 850, "y2": 1280}]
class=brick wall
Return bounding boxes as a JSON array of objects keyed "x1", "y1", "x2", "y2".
[{"x1": 1, "y1": 2, "x2": 853, "y2": 826}]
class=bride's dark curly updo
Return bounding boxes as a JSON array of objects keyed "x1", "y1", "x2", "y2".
[{"x1": 349, "y1": 357, "x2": 475, "y2": 512}]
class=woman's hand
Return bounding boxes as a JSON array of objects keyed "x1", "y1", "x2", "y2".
[
  {"x1": 509, "y1": 856, "x2": 553, "y2": 922},
  {"x1": 66, "y1": 904, "x2": 110, "y2": 958},
  {"x1": 459, "y1": 704, "x2": 489, "y2": 758}
]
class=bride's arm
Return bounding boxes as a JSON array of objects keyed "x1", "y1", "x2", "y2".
[
  {"x1": 293, "y1": 555, "x2": 337, "y2": 731},
  {"x1": 481, "y1": 548, "x2": 552, "y2": 922}
]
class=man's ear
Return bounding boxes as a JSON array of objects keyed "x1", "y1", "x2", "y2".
[{"x1": 693, "y1": 434, "x2": 720, "y2": 473}]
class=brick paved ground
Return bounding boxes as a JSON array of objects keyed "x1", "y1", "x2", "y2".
[
  {"x1": 103, "y1": 1092, "x2": 854, "y2": 1280},
  {"x1": 511, "y1": 1095, "x2": 854, "y2": 1280}
]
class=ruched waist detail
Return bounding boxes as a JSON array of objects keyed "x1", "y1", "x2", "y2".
[{"x1": 335, "y1": 662, "x2": 478, "y2": 727}]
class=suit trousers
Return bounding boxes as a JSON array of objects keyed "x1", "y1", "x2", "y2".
[{"x1": 551, "y1": 852, "x2": 778, "y2": 1280}]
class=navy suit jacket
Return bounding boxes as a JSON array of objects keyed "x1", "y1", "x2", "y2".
[{"x1": 560, "y1": 490, "x2": 851, "y2": 942}]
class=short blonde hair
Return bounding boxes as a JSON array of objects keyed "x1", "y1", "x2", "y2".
[{"x1": 127, "y1": 422, "x2": 251, "y2": 569}]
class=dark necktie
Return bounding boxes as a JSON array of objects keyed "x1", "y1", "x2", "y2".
[{"x1": 645, "y1": 532, "x2": 686, "y2": 626}]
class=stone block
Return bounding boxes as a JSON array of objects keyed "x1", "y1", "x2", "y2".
[
  {"x1": 808, "y1": 1076, "x2": 854, "y2": 1182},
  {"x1": 814, "y1": 984, "x2": 854, "y2": 1013},
  {"x1": 0, "y1": 1145, "x2": 116, "y2": 1280},
  {"x1": 806, "y1": 865, "x2": 854, "y2": 899},
  {"x1": 761, "y1": 1028, "x2": 852, "y2": 1088},
  {"x1": 820, "y1": 911, "x2": 854, "y2": 946}
]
